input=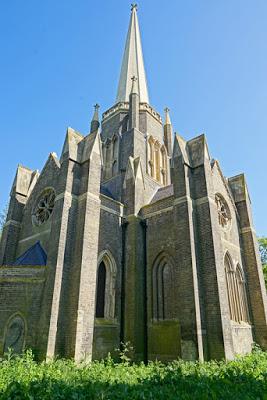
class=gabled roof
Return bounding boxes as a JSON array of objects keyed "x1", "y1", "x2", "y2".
[{"x1": 13, "y1": 241, "x2": 47, "y2": 266}]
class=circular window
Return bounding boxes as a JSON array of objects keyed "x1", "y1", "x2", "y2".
[
  {"x1": 215, "y1": 194, "x2": 231, "y2": 229},
  {"x1": 32, "y1": 188, "x2": 56, "y2": 226}
]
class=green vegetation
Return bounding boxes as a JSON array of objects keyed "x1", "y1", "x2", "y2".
[
  {"x1": 0, "y1": 348, "x2": 266, "y2": 399},
  {"x1": 259, "y1": 237, "x2": 267, "y2": 287},
  {"x1": 0, "y1": 205, "x2": 7, "y2": 241}
]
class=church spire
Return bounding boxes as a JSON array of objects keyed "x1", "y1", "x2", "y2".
[
  {"x1": 116, "y1": 4, "x2": 149, "y2": 104},
  {"x1": 90, "y1": 103, "x2": 100, "y2": 133}
]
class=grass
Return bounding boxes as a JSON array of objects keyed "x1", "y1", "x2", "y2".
[{"x1": 0, "y1": 348, "x2": 266, "y2": 399}]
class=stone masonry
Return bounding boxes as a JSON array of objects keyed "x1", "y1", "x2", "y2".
[{"x1": 0, "y1": 5, "x2": 266, "y2": 362}]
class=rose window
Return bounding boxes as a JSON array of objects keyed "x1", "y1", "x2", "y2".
[
  {"x1": 215, "y1": 194, "x2": 231, "y2": 229},
  {"x1": 33, "y1": 188, "x2": 56, "y2": 226}
]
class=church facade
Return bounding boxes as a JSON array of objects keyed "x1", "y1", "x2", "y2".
[{"x1": 0, "y1": 5, "x2": 266, "y2": 362}]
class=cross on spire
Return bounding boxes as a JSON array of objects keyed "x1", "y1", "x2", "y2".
[
  {"x1": 164, "y1": 107, "x2": 171, "y2": 125},
  {"x1": 131, "y1": 3, "x2": 138, "y2": 11}
]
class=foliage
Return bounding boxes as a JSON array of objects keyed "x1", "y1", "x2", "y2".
[
  {"x1": 0, "y1": 205, "x2": 8, "y2": 241},
  {"x1": 259, "y1": 237, "x2": 267, "y2": 287},
  {"x1": 0, "y1": 349, "x2": 266, "y2": 399}
]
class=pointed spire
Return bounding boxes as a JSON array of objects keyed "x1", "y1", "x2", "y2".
[
  {"x1": 116, "y1": 4, "x2": 149, "y2": 104},
  {"x1": 90, "y1": 103, "x2": 100, "y2": 133},
  {"x1": 163, "y1": 107, "x2": 173, "y2": 156},
  {"x1": 164, "y1": 107, "x2": 171, "y2": 125}
]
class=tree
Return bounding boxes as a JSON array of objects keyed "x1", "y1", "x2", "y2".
[
  {"x1": 258, "y1": 237, "x2": 267, "y2": 288},
  {"x1": 0, "y1": 205, "x2": 8, "y2": 241}
]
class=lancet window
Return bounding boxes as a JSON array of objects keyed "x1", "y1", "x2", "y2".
[
  {"x1": 4, "y1": 314, "x2": 26, "y2": 354},
  {"x1": 224, "y1": 254, "x2": 250, "y2": 324},
  {"x1": 147, "y1": 135, "x2": 168, "y2": 185},
  {"x1": 152, "y1": 253, "x2": 175, "y2": 320},
  {"x1": 95, "y1": 251, "x2": 117, "y2": 320},
  {"x1": 102, "y1": 134, "x2": 120, "y2": 180}
]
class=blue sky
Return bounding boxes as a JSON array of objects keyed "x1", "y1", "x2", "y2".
[{"x1": 0, "y1": 0, "x2": 266, "y2": 235}]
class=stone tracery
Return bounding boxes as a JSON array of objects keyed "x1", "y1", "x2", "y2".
[
  {"x1": 215, "y1": 194, "x2": 231, "y2": 228},
  {"x1": 33, "y1": 188, "x2": 56, "y2": 226}
]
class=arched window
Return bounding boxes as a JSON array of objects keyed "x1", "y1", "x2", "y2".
[
  {"x1": 95, "y1": 251, "x2": 117, "y2": 320},
  {"x1": 160, "y1": 146, "x2": 168, "y2": 185},
  {"x1": 4, "y1": 314, "x2": 26, "y2": 354},
  {"x1": 112, "y1": 135, "x2": 119, "y2": 159},
  {"x1": 95, "y1": 262, "x2": 106, "y2": 318},
  {"x1": 152, "y1": 253, "x2": 175, "y2": 320},
  {"x1": 224, "y1": 254, "x2": 250, "y2": 323},
  {"x1": 148, "y1": 136, "x2": 155, "y2": 178},
  {"x1": 236, "y1": 264, "x2": 250, "y2": 323},
  {"x1": 154, "y1": 142, "x2": 161, "y2": 182}
]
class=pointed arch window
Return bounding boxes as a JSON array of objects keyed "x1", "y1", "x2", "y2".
[
  {"x1": 96, "y1": 262, "x2": 106, "y2": 318},
  {"x1": 152, "y1": 253, "x2": 175, "y2": 320},
  {"x1": 224, "y1": 254, "x2": 250, "y2": 324},
  {"x1": 4, "y1": 314, "x2": 26, "y2": 354},
  {"x1": 95, "y1": 251, "x2": 117, "y2": 320}
]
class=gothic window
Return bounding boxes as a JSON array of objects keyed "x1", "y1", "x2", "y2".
[
  {"x1": 160, "y1": 146, "x2": 167, "y2": 185},
  {"x1": 152, "y1": 253, "x2": 175, "y2": 320},
  {"x1": 215, "y1": 194, "x2": 231, "y2": 229},
  {"x1": 154, "y1": 142, "x2": 161, "y2": 182},
  {"x1": 236, "y1": 264, "x2": 250, "y2": 323},
  {"x1": 148, "y1": 137, "x2": 154, "y2": 178},
  {"x1": 112, "y1": 135, "x2": 119, "y2": 159},
  {"x1": 32, "y1": 188, "x2": 56, "y2": 226},
  {"x1": 224, "y1": 254, "x2": 250, "y2": 324},
  {"x1": 4, "y1": 314, "x2": 26, "y2": 354},
  {"x1": 95, "y1": 262, "x2": 106, "y2": 318},
  {"x1": 147, "y1": 135, "x2": 169, "y2": 186},
  {"x1": 95, "y1": 251, "x2": 117, "y2": 320}
]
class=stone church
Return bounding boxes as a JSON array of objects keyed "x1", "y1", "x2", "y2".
[{"x1": 0, "y1": 5, "x2": 266, "y2": 362}]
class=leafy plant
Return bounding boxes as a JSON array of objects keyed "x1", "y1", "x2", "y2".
[
  {"x1": 0, "y1": 349, "x2": 266, "y2": 399},
  {"x1": 259, "y1": 237, "x2": 267, "y2": 287},
  {"x1": 0, "y1": 205, "x2": 8, "y2": 241}
]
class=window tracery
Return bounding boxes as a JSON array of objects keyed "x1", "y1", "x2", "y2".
[
  {"x1": 215, "y1": 194, "x2": 231, "y2": 229},
  {"x1": 225, "y1": 254, "x2": 250, "y2": 324},
  {"x1": 147, "y1": 136, "x2": 168, "y2": 185},
  {"x1": 32, "y1": 188, "x2": 56, "y2": 226}
]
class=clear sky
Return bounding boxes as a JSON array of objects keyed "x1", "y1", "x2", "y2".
[{"x1": 0, "y1": 0, "x2": 266, "y2": 235}]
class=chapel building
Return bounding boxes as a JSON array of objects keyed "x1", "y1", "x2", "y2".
[{"x1": 0, "y1": 5, "x2": 267, "y2": 362}]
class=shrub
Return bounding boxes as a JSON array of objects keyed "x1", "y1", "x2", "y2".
[{"x1": 0, "y1": 349, "x2": 266, "y2": 399}]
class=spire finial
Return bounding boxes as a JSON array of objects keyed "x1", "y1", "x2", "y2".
[
  {"x1": 164, "y1": 107, "x2": 171, "y2": 125},
  {"x1": 131, "y1": 3, "x2": 138, "y2": 11},
  {"x1": 90, "y1": 103, "x2": 100, "y2": 133}
]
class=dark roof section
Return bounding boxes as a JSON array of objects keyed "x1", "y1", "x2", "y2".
[
  {"x1": 150, "y1": 184, "x2": 174, "y2": 204},
  {"x1": 100, "y1": 185, "x2": 115, "y2": 200},
  {"x1": 13, "y1": 241, "x2": 47, "y2": 266}
]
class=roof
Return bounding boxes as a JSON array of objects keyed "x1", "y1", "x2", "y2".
[
  {"x1": 150, "y1": 184, "x2": 174, "y2": 203},
  {"x1": 13, "y1": 241, "x2": 47, "y2": 266}
]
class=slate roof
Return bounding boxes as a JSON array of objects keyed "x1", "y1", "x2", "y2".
[
  {"x1": 150, "y1": 184, "x2": 174, "y2": 204},
  {"x1": 100, "y1": 185, "x2": 115, "y2": 200},
  {"x1": 13, "y1": 241, "x2": 47, "y2": 266}
]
